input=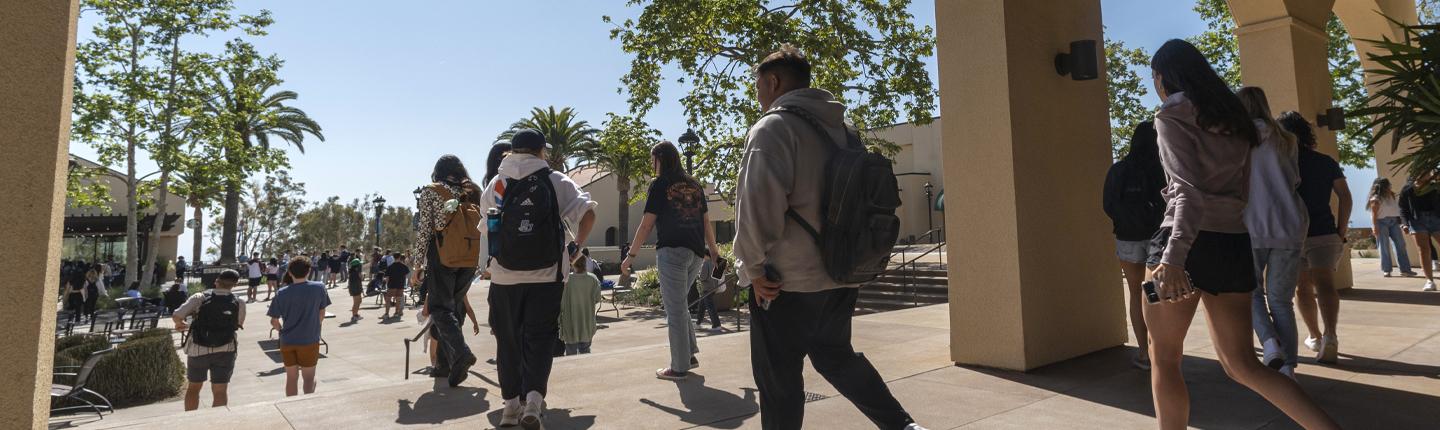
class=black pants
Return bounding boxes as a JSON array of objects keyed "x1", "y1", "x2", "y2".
[
  {"x1": 83, "y1": 295, "x2": 98, "y2": 318},
  {"x1": 489, "y1": 282, "x2": 563, "y2": 400},
  {"x1": 426, "y1": 246, "x2": 477, "y2": 371},
  {"x1": 66, "y1": 293, "x2": 84, "y2": 322},
  {"x1": 749, "y1": 287, "x2": 913, "y2": 430}
]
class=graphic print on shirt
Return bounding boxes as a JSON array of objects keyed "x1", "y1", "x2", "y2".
[{"x1": 666, "y1": 181, "x2": 706, "y2": 222}]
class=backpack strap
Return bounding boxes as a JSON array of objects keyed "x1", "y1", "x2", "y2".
[{"x1": 536, "y1": 168, "x2": 567, "y2": 283}]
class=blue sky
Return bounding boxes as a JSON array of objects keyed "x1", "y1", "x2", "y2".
[{"x1": 69, "y1": 0, "x2": 1379, "y2": 253}]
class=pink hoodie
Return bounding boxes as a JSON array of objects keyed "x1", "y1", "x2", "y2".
[{"x1": 1155, "y1": 93, "x2": 1253, "y2": 267}]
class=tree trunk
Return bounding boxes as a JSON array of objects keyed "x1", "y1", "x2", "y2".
[
  {"x1": 617, "y1": 175, "x2": 630, "y2": 248},
  {"x1": 124, "y1": 140, "x2": 139, "y2": 287},
  {"x1": 220, "y1": 179, "x2": 239, "y2": 263},
  {"x1": 192, "y1": 202, "x2": 203, "y2": 263},
  {"x1": 139, "y1": 171, "x2": 171, "y2": 287}
]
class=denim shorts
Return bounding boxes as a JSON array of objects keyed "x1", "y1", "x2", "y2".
[
  {"x1": 1411, "y1": 213, "x2": 1440, "y2": 234},
  {"x1": 1115, "y1": 240, "x2": 1149, "y2": 264}
]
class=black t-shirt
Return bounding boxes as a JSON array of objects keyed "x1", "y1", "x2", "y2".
[
  {"x1": 385, "y1": 262, "x2": 411, "y2": 288},
  {"x1": 1297, "y1": 148, "x2": 1346, "y2": 237},
  {"x1": 644, "y1": 176, "x2": 710, "y2": 256}
]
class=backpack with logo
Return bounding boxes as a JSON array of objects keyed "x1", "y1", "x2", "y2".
[
  {"x1": 191, "y1": 291, "x2": 239, "y2": 348},
  {"x1": 495, "y1": 168, "x2": 564, "y2": 275},
  {"x1": 764, "y1": 106, "x2": 902, "y2": 284},
  {"x1": 430, "y1": 184, "x2": 485, "y2": 268}
]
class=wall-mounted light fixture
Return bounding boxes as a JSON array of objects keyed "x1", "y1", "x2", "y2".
[
  {"x1": 1055, "y1": 40, "x2": 1099, "y2": 81},
  {"x1": 1316, "y1": 107, "x2": 1346, "y2": 131}
]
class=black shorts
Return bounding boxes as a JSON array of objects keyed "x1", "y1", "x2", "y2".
[
  {"x1": 348, "y1": 281, "x2": 363, "y2": 297},
  {"x1": 186, "y1": 351, "x2": 237, "y2": 384},
  {"x1": 248, "y1": 277, "x2": 261, "y2": 288},
  {"x1": 1146, "y1": 227, "x2": 1256, "y2": 295}
]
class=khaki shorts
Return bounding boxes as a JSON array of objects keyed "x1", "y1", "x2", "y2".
[
  {"x1": 1302, "y1": 234, "x2": 1346, "y2": 270},
  {"x1": 280, "y1": 343, "x2": 320, "y2": 367}
]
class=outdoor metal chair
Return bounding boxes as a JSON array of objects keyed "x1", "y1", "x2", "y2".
[
  {"x1": 55, "y1": 311, "x2": 76, "y2": 337},
  {"x1": 50, "y1": 346, "x2": 116, "y2": 420},
  {"x1": 126, "y1": 305, "x2": 161, "y2": 330},
  {"x1": 88, "y1": 310, "x2": 124, "y2": 335}
]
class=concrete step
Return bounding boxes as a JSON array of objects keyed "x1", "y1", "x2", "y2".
[
  {"x1": 871, "y1": 275, "x2": 949, "y2": 286},
  {"x1": 863, "y1": 282, "x2": 948, "y2": 296},
  {"x1": 858, "y1": 288, "x2": 948, "y2": 304},
  {"x1": 878, "y1": 269, "x2": 948, "y2": 278},
  {"x1": 854, "y1": 296, "x2": 936, "y2": 313}
]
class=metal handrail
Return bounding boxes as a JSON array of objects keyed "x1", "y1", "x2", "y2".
[
  {"x1": 914, "y1": 229, "x2": 944, "y2": 245},
  {"x1": 870, "y1": 241, "x2": 947, "y2": 307}
]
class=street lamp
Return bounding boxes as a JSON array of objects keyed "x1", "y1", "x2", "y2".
[
  {"x1": 372, "y1": 196, "x2": 386, "y2": 248},
  {"x1": 678, "y1": 128, "x2": 700, "y2": 174},
  {"x1": 923, "y1": 182, "x2": 935, "y2": 241}
]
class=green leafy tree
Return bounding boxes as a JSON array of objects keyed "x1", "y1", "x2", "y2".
[
  {"x1": 1353, "y1": 19, "x2": 1439, "y2": 178},
  {"x1": 66, "y1": 161, "x2": 113, "y2": 210},
  {"x1": 72, "y1": 0, "x2": 264, "y2": 284},
  {"x1": 1190, "y1": 0, "x2": 1373, "y2": 167},
  {"x1": 605, "y1": 0, "x2": 937, "y2": 198},
  {"x1": 1106, "y1": 37, "x2": 1155, "y2": 158},
  {"x1": 207, "y1": 40, "x2": 324, "y2": 263},
  {"x1": 582, "y1": 114, "x2": 659, "y2": 245},
  {"x1": 498, "y1": 106, "x2": 600, "y2": 172},
  {"x1": 170, "y1": 158, "x2": 226, "y2": 263}
]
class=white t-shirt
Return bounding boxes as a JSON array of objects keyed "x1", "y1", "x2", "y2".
[
  {"x1": 247, "y1": 262, "x2": 262, "y2": 279},
  {"x1": 1373, "y1": 196, "x2": 1402, "y2": 219}
]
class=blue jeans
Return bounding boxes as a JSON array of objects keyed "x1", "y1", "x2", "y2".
[
  {"x1": 1376, "y1": 217, "x2": 1413, "y2": 273},
  {"x1": 657, "y1": 247, "x2": 704, "y2": 372},
  {"x1": 564, "y1": 342, "x2": 591, "y2": 355},
  {"x1": 1252, "y1": 248, "x2": 1302, "y2": 369}
]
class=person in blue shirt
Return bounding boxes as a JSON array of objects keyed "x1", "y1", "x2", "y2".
[{"x1": 267, "y1": 256, "x2": 331, "y2": 397}]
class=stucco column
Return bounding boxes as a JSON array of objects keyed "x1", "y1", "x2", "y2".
[
  {"x1": 0, "y1": 0, "x2": 80, "y2": 427},
  {"x1": 1233, "y1": 1, "x2": 1355, "y2": 289},
  {"x1": 934, "y1": 0, "x2": 1127, "y2": 370}
]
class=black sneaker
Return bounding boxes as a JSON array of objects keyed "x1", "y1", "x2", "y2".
[{"x1": 447, "y1": 353, "x2": 477, "y2": 387}]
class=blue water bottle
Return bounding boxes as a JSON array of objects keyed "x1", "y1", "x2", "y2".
[{"x1": 487, "y1": 208, "x2": 502, "y2": 258}]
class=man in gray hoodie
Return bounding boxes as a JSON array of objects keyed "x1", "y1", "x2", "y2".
[{"x1": 734, "y1": 46, "x2": 924, "y2": 430}]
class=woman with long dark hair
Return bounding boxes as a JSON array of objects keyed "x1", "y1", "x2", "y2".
[
  {"x1": 1368, "y1": 177, "x2": 1414, "y2": 277},
  {"x1": 1280, "y1": 111, "x2": 1353, "y2": 364},
  {"x1": 484, "y1": 142, "x2": 513, "y2": 187},
  {"x1": 1144, "y1": 39, "x2": 1336, "y2": 429},
  {"x1": 1400, "y1": 172, "x2": 1440, "y2": 291},
  {"x1": 1237, "y1": 86, "x2": 1308, "y2": 378},
  {"x1": 620, "y1": 141, "x2": 722, "y2": 380},
  {"x1": 410, "y1": 154, "x2": 485, "y2": 387},
  {"x1": 1101, "y1": 121, "x2": 1165, "y2": 370}
]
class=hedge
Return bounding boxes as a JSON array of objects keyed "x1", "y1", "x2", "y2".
[{"x1": 52, "y1": 328, "x2": 183, "y2": 409}]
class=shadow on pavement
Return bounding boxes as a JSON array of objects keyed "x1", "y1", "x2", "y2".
[
  {"x1": 1340, "y1": 287, "x2": 1440, "y2": 306},
  {"x1": 395, "y1": 385, "x2": 490, "y2": 425},
  {"x1": 638, "y1": 374, "x2": 758, "y2": 429},
  {"x1": 486, "y1": 406, "x2": 596, "y2": 430}
]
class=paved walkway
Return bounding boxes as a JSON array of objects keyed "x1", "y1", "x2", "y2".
[{"x1": 52, "y1": 259, "x2": 1440, "y2": 429}]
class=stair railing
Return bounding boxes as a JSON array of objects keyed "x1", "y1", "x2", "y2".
[{"x1": 875, "y1": 241, "x2": 947, "y2": 307}]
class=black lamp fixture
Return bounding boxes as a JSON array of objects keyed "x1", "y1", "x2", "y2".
[
  {"x1": 678, "y1": 128, "x2": 700, "y2": 174},
  {"x1": 1316, "y1": 107, "x2": 1346, "y2": 131},
  {"x1": 372, "y1": 196, "x2": 386, "y2": 248},
  {"x1": 1055, "y1": 40, "x2": 1100, "y2": 81}
]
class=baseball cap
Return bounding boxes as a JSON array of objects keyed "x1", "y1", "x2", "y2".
[{"x1": 510, "y1": 128, "x2": 551, "y2": 151}]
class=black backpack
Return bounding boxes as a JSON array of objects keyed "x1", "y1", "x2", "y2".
[
  {"x1": 190, "y1": 291, "x2": 239, "y2": 348},
  {"x1": 495, "y1": 168, "x2": 565, "y2": 276},
  {"x1": 765, "y1": 106, "x2": 902, "y2": 284}
]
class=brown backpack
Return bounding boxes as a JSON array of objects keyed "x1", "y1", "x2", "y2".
[{"x1": 431, "y1": 184, "x2": 484, "y2": 268}]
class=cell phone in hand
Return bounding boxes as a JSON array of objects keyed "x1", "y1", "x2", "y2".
[
  {"x1": 759, "y1": 264, "x2": 782, "y2": 310},
  {"x1": 1141, "y1": 280, "x2": 1161, "y2": 304}
]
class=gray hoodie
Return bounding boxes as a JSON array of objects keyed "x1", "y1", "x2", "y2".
[
  {"x1": 1155, "y1": 92, "x2": 1252, "y2": 267},
  {"x1": 479, "y1": 153, "x2": 597, "y2": 285},
  {"x1": 1244, "y1": 121, "x2": 1308, "y2": 249},
  {"x1": 733, "y1": 88, "x2": 853, "y2": 292}
]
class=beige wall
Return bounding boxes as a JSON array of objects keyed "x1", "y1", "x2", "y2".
[
  {"x1": 0, "y1": 0, "x2": 80, "y2": 427},
  {"x1": 872, "y1": 119, "x2": 947, "y2": 242},
  {"x1": 65, "y1": 156, "x2": 187, "y2": 262},
  {"x1": 936, "y1": 0, "x2": 1127, "y2": 370}
]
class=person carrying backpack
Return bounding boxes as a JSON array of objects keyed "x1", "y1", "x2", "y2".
[
  {"x1": 1101, "y1": 120, "x2": 1166, "y2": 371},
  {"x1": 479, "y1": 129, "x2": 597, "y2": 429},
  {"x1": 409, "y1": 154, "x2": 486, "y2": 388},
  {"x1": 172, "y1": 269, "x2": 246, "y2": 411},
  {"x1": 733, "y1": 46, "x2": 923, "y2": 430}
]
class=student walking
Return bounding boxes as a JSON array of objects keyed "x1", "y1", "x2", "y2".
[
  {"x1": 1369, "y1": 178, "x2": 1416, "y2": 277},
  {"x1": 347, "y1": 256, "x2": 364, "y2": 321},
  {"x1": 1142, "y1": 39, "x2": 1337, "y2": 430},
  {"x1": 175, "y1": 256, "x2": 189, "y2": 282},
  {"x1": 480, "y1": 129, "x2": 597, "y2": 429},
  {"x1": 560, "y1": 258, "x2": 602, "y2": 355},
  {"x1": 1281, "y1": 111, "x2": 1353, "y2": 365},
  {"x1": 384, "y1": 253, "x2": 411, "y2": 318},
  {"x1": 1101, "y1": 120, "x2": 1165, "y2": 371},
  {"x1": 82, "y1": 268, "x2": 103, "y2": 319},
  {"x1": 172, "y1": 269, "x2": 246, "y2": 411},
  {"x1": 1238, "y1": 87, "x2": 1309, "y2": 378},
  {"x1": 619, "y1": 140, "x2": 723, "y2": 380},
  {"x1": 246, "y1": 256, "x2": 263, "y2": 302},
  {"x1": 410, "y1": 154, "x2": 485, "y2": 388},
  {"x1": 1400, "y1": 173, "x2": 1440, "y2": 291},
  {"x1": 733, "y1": 46, "x2": 924, "y2": 430},
  {"x1": 267, "y1": 257, "x2": 331, "y2": 397},
  {"x1": 264, "y1": 258, "x2": 280, "y2": 301}
]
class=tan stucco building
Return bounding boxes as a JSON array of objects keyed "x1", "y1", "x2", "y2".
[{"x1": 63, "y1": 155, "x2": 186, "y2": 266}]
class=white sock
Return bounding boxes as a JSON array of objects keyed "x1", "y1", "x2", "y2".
[{"x1": 525, "y1": 390, "x2": 544, "y2": 406}]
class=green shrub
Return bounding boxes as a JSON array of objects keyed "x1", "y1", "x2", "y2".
[
  {"x1": 616, "y1": 269, "x2": 663, "y2": 307},
  {"x1": 51, "y1": 330, "x2": 182, "y2": 409},
  {"x1": 53, "y1": 334, "x2": 109, "y2": 368}
]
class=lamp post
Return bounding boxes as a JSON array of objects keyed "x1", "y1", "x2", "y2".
[
  {"x1": 372, "y1": 196, "x2": 386, "y2": 248},
  {"x1": 678, "y1": 128, "x2": 699, "y2": 174},
  {"x1": 923, "y1": 182, "x2": 934, "y2": 241}
]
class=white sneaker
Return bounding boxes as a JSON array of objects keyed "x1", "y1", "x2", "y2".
[
  {"x1": 521, "y1": 391, "x2": 545, "y2": 430},
  {"x1": 1383, "y1": 272, "x2": 1393, "y2": 278},
  {"x1": 1317, "y1": 336, "x2": 1339, "y2": 364},
  {"x1": 905, "y1": 424, "x2": 931, "y2": 430},
  {"x1": 1424, "y1": 280, "x2": 1437, "y2": 292},
  {"x1": 1279, "y1": 365, "x2": 1297, "y2": 381},
  {"x1": 499, "y1": 397, "x2": 523, "y2": 427},
  {"x1": 1304, "y1": 336, "x2": 1320, "y2": 353}
]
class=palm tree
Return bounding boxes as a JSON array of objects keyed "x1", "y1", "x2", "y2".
[
  {"x1": 209, "y1": 42, "x2": 324, "y2": 263},
  {"x1": 172, "y1": 163, "x2": 225, "y2": 264},
  {"x1": 582, "y1": 114, "x2": 658, "y2": 246},
  {"x1": 498, "y1": 106, "x2": 600, "y2": 171},
  {"x1": 1354, "y1": 19, "x2": 1440, "y2": 179}
]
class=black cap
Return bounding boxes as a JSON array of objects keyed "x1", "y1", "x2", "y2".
[{"x1": 510, "y1": 128, "x2": 550, "y2": 151}]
